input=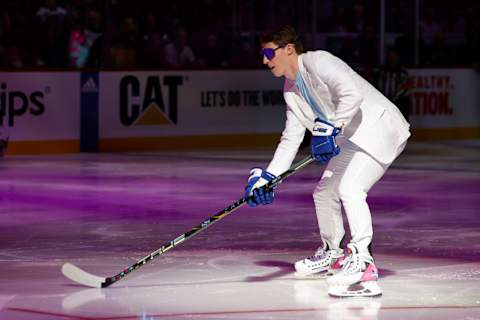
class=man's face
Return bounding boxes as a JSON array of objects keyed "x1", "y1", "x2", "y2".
[{"x1": 261, "y1": 42, "x2": 287, "y2": 78}]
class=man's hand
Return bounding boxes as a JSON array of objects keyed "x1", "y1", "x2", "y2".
[
  {"x1": 244, "y1": 168, "x2": 277, "y2": 207},
  {"x1": 310, "y1": 118, "x2": 340, "y2": 164}
]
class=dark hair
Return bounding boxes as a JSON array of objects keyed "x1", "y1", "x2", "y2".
[{"x1": 260, "y1": 25, "x2": 304, "y2": 54}]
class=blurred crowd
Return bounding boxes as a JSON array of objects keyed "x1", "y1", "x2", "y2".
[{"x1": 0, "y1": 0, "x2": 478, "y2": 70}]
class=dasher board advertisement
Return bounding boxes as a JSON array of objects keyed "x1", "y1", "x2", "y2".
[
  {"x1": 99, "y1": 71, "x2": 286, "y2": 138},
  {"x1": 0, "y1": 72, "x2": 80, "y2": 141},
  {"x1": 407, "y1": 68, "x2": 480, "y2": 129}
]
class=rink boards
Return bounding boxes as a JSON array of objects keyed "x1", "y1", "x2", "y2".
[{"x1": 1, "y1": 69, "x2": 479, "y2": 154}]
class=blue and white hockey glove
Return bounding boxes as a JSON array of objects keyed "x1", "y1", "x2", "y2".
[
  {"x1": 244, "y1": 168, "x2": 277, "y2": 207},
  {"x1": 311, "y1": 118, "x2": 341, "y2": 164}
]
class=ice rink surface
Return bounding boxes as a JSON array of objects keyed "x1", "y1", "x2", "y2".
[{"x1": 0, "y1": 140, "x2": 479, "y2": 320}]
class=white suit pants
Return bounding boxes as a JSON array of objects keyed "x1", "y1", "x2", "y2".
[{"x1": 312, "y1": 138, "x2": 392, "y2": 253}]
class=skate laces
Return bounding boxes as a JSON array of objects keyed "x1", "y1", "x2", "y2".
[
  {"x1": 307, "y1": 246, "x2": 343, "y2": 262},
  {"x1": 307, "y1": 247, "x2": 326, "y2": 261},
  {"x1": 340, "y1": 244, "x2": 374, "y2": 275}
]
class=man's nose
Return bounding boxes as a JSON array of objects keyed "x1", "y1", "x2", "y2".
[{"x1": 262, "y1": 56, "x2": 269, "y2": 64}]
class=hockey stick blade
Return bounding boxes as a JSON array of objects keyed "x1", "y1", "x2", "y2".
[
  {"x1": 61, "y1": 155, "x2": 314, "y2": 288},
  {"x1": 62, "y1": 263, "x2": 108, "y2": 288}
]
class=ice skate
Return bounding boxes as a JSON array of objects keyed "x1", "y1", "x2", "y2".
[
  {"x1": 294, "y1": 242, "x2": 344, "y2": 279},
  {"x1": 327, "y1": 243, "x2": 382, "y2": 297}
]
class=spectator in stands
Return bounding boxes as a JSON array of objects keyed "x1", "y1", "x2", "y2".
[
  {"x1": 68, "y1": 9, "x2": 102, "y2": 68},
  {"x1": 429, "y1": 31, "x2": 451, "y2": 65},
  {"x1": 1, "y1": 0, "x2": 479, "y2": 70},
  {"x1": 465, "y1": 3, "x2": 480, "y2": 66},
  {"x1": 372, "y1": 47, "x2": 411, "y2": 122},
  {"x1": 5, "y1": 45, "x2": 23, "y2": 68},
  {"x1": 351, "y1": 2, "x2": 366, "y2": 33},
  {"x1": 331, "y1": 7, "x2": 349, "y2": 33},
  {"x1": 357, "y1": 24, "x2": 378, "y2": 67},
  {"x1": 40, "y1": 15, "x2": 69, "y2": 67},
  {"x1": 0, "y1": 15, "x2": 11, "y2": 67},
  {"x1": 24, "y1": 42, "x2": 46, "y2": 68},
  {"x1": 140, "y1": 13, "x2": 166, "y2": 68},
  {"x1": 197, "y1": 33, "x2": 228, "y2": 69},
  {"x1": 36, "y1": 0, "x2": 68, "y2": 24},
  {"x1": 12, "y1": 11, "x2": 40, "y2": 68},
  {"x1": 110, "y1": 16, "x2": 140, "y2": 68},
  {"x1": 227, "y1": 33, "x2": 257, "y2": 69},
  {"x1": 0, "y1": 12, "x2": 12, "y2": 42},
  {"x1": 420, "y1": 7, "x2": 442, "y2": 64},
  {"x1": 164, "y1": 27, "x2": 196, "y2": 68},
  {"x1": 85, "y1": 33, "x2": 105, "y2": 68},
  {"x1": 0, "y1": 48, "x2": 5, "y2": 67},
  {"x1": 0, "y1": 12, "x2": 16, "y2": 68}
]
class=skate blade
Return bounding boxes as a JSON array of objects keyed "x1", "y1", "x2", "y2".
[
  {"x1": 328, "y1": 281, "x2": 382, "y2": 298},
  {"x1": 294, "y1": 271, "x2": 330, "y2": 280}
]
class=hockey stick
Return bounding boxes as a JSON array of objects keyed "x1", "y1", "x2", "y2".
[{"x1": 62, "y1": 155, "x2": 314, "y2": 288}]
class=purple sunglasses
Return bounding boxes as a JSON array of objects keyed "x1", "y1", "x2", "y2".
[{"x1": 261, "y1": 45, "x2": 285, "y2": 60}]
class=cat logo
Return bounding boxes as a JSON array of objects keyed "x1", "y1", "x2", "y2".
[{"x1": 119, "y1": 75, "x2": 183, "y2": 126}]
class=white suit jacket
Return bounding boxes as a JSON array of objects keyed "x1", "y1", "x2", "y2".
[{"x1": 266, "y1": 50, "x2": 411, "y2": 176}]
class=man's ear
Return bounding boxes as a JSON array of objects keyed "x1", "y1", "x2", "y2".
[{"x1": 286, "y1": 43, "x2": 296, "y2": 55}]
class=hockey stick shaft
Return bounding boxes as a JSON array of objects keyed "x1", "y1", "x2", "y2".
[{"x1": 101, "y1": 155, "x2": 314, "y2": 287}]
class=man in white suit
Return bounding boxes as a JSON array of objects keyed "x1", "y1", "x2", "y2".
[{"x1": 244, "y1": 26, "x2": 410, "y2": 297}]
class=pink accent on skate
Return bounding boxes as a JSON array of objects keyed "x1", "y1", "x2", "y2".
[
  {"x1": 360, "y1": 263, "x2": 379, "y2": 281},
  {"x1": 330, "y1": 256, "x2": 345, "y2": 270}
]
